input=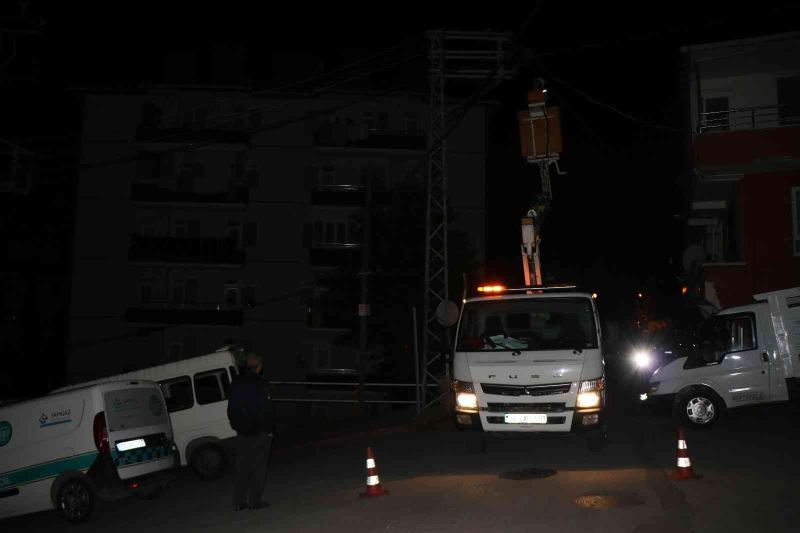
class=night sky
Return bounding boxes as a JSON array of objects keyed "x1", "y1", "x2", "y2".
[{"x1": 3, "y1": 2, "x2": 799, "y2": 392}]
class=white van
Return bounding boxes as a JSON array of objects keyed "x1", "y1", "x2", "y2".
[
  {"x1": 644, "y1": 287, "x2": 800, "y2": 428},
  {"x1": 0, "y1": 381, "x2": 178, "y2": 522},
  {"x1": 53, "y1": 348, "x2": 239, "y2": 480},
  {"x1": 452, "y1": 285, "x2": 607, "y2": 451}
]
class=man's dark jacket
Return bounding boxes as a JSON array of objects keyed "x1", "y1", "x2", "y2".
[{"x1": 227, "y1": 367, "x2": 276, "y2": 436}]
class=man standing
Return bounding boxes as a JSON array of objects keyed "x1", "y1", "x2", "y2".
[{"x1": 227, "y1": 352, "x2": 275, "y2": 511}]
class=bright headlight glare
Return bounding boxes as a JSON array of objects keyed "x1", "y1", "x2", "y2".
[
  {"x1": 577, "y1": 391, "x2": 601, "y2": 408},
  {"x1": 456, "y1": 392, "x2": 478, "y2": 411},
  {"x1": 633, "y1": 351, "x2": 651, "y2": 368}
]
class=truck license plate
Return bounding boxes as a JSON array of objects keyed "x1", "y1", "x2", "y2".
[{"x1": 504, "y1": 413, "x2": 547, "y2": 424}]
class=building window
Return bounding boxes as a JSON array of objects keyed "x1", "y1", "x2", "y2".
[
  {"x1": 228, "y1": 220, "x2": 242, "y2": 246},
  {"x1": 405, "y1": 113, "x2": 421, "y2": 136},
  {"x1": 171, "y1": 280, "x2": 185, "y2": 305},
  {"x1": 793, "y1": 186, "x2": 800, "y2": 256},
  {"x1": 174, "y1": 220, "x2": 187, "y2": 238},
  {"x1": 243, "y1": 221, "x2": 258, "y2": 248},
  {"x1": 321, "y1": 165, "x2": 336, "y2": 186},
  {"x1": 241, "y1": 282, "x2": 256, "y2": 307},
  {"x1": 139, "y1": 284, "x2": 153, "y2": 305},
  {"x1": 185, "y1": 279, "x2": 199, "y2": 304},
  {"x1": 778, "y1": 76, "x2": 800, "y2": 126},
  {"x1": 224, "y1": 282, "x2": 239, "y2": 307},
  {"x1": 701, "y1": 96, "x2": 730, "y2": 132}
]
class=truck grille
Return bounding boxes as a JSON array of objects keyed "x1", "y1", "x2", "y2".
[
  {"x1": 487, "y1": 416, "x2": 567, "y2": 425},
  {"x1": 486, "y1": 402, "x2": 567, "y2": 413},
  {"x1": 480, "y1": 382, "x2": 572, "y2": 397}
]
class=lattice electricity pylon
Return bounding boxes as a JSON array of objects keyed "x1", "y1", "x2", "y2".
[{"x1": 422, "y1": 30, "x2": 513, "y2": 410}]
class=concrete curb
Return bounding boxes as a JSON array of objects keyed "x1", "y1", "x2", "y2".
[{"x1": 272, "y1": 413, "x2": 452, "y2": 455}]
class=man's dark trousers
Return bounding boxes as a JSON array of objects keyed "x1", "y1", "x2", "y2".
[{"x1": 234, "y1": 432, "x2": 273, "y2": 507}]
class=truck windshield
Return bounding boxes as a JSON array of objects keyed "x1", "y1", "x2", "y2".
[{"x1": 456, "y1": 297, "x2": 598, "y2": 352}]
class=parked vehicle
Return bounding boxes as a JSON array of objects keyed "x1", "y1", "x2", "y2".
[
  {"x1": 52, "y1": 348, "x2": 239, "y2": 480},
  {"x1": 452, "y1": 284, "x2": 607, "y2": 452},
  {"x1": 0, "y1": 381, "x2": 178, "y2": 522},
  {"x1": 643, "y1": 287, "x2": 800, "y2": 428}
]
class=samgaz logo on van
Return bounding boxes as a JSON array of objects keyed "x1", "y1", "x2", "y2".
[{"x1": 38, "y1": 409, "x2": 72, "y2": 428}]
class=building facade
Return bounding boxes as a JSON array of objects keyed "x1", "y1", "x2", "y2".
[
  {"x1": 682, "y1": 32, "x2": 800, "y2": 309},
  {"x1": 68, "y1": 82, "x2": 487, "y2": 384}
]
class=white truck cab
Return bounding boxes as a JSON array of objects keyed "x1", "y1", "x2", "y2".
[
  {"x1": 452, "y1": 285, "x2": 607, "y2": 451},
  {"x1": 645, "y1": 287, "x2": 800, "y2": 428}
]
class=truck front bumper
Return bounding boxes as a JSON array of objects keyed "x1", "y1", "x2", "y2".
[{"x1": 455, "y1": 408, "x2": 604, "y2": 433}]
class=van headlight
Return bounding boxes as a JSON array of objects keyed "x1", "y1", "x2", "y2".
[
  {"x1": 577, "y1": 377, "x2": 604, "y2": 409},
  {"x1": 453, "y1": 380, "x2": 478, "y2": 413}
]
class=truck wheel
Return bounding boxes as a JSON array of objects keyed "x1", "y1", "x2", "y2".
[
  {"x1": 56, "y1": 478, "x2": 94, "y2": 523},
  {"x1": 676, "y1": 388, "x2": 722, "y2": 429},
  {"x1": 190, "y1": 443, "x2": 227, "y2": 480},
  {"x1": 586, "y1": 421, "x2": 609, "y2": 452},
  {"x1": 466, "y1": 432, "x2": 487, "y2": 453}
]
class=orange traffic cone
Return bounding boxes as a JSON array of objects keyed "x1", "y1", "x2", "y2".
[
  {"x1": 360, "y1": 447, "x2": 389, "y2": 498},
  {"x1": 668, "y1": 427, "x2": 701, "y2": 480}
]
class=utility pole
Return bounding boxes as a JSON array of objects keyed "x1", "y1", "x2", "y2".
[
  {"x1": 422, "y1": 30, "x2": 513, "y2": 411},
  {"x1": 357, "y1": 170, "x2": 373, "y2": 414}
]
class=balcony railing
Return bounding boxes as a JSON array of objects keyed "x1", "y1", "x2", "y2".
[
  {"x1": 131, "y1": 183, "x2": 249, "y2": 205},
  {"x1": 313, "y1": 127, "x2": 426, "y2": 150},
  {"x1": 308, "y1": 240, "x2": 361, "y2": 267},
  {"x1": 136, "y1": 125, "x2": 251, "y2": 145},
  {"x1": 698, "y1": 105, "x2": 800, "y2": 134},
  {"x1": 129, "y1": 235, "x2": 246, "y2": 265},
  {"x1": 126, "y1": 303, "x2": 243, "y2": 326}
]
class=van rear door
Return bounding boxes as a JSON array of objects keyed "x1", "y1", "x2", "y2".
[{"x1": 102, "y1": 384, "x2": 175, "y2": 480}]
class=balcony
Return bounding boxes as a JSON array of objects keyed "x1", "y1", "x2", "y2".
[
  {"x1": 313, "y1": 127, "x2": 426, "y2": 151},
  {"x1": 126, "y1": 303, "x2": 243, "y2": 326},
  {"x1": 136, "y1": 125, "x2": 250, "y2": 146},
  {"x1": 131, "y1": 183, "x2": 249, "y2": 206},
  {"x1": 698, "y1": 105, "x2": 799, "y2": 134},
  {"x1": 129, "y1": 235, "x2": 246, "y2": 266},
  {"x1": 308, "y1": 241, "x2": 361, "y2": 268},
  {"x1": 693, "y1": 105, "x2": 800, "y2": 170}
]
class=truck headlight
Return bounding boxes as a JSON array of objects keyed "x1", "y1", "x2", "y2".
[
  {"x1": 453, "y1": 381, "x2": 478, "y2": 413},
  {"x1": 577, "y1": 377, "x2": 604, "y2": 409}
]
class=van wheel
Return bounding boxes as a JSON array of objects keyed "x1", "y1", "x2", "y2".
[
  {"x1": 56, "y1": 478, "x2": 94, "y2": 523},
  {"x1": 676, "y1": 388, "x2": 723, "y2": 429},
  {"x1": 190, "y1": 444, "x2": 227, "y2": 480}
]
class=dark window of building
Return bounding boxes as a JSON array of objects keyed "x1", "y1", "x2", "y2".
[
  {"x1": 242, "y1": 283, "x2": 256, "y2": 307},
  {"x1": 703, "y1": 96, "x2": 729, "y2": 131},
  {"x1": 185, "y1": 279, "x2": 199, "y2": 304},
  {"x1": 228, "y1": 220, "x2": 242, "y2": 245},
  {"x1": 777, "y1": 76, "x2": 800, "y2": 126},
  {"x1": 187, "y1": 220, "x2": 201, "y2": 238},
  {"x1": 225, "y1": 283, "x2": 239, "y2": 307},
  {"x1": 249, "y1": 109, "x2": 263, "y2": 129},
  {"x1": 159, "y1": 376, "x2": 194, "y2": 412},
  {"x1": 314, "y1": 221, "x2": 323, "y2": 243},
  {"x1": 141, "y1": 102, "x2": 162, "y2": 127},
  {"x1": 139, "y1": 284, "x2": 152, "y2": 304},
  {"x1": 171, "y1": 281, "x2": 185, "y2": 304},
  {"x1": 243, "y1": 221, "x2": 258, "y2": 247}
]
